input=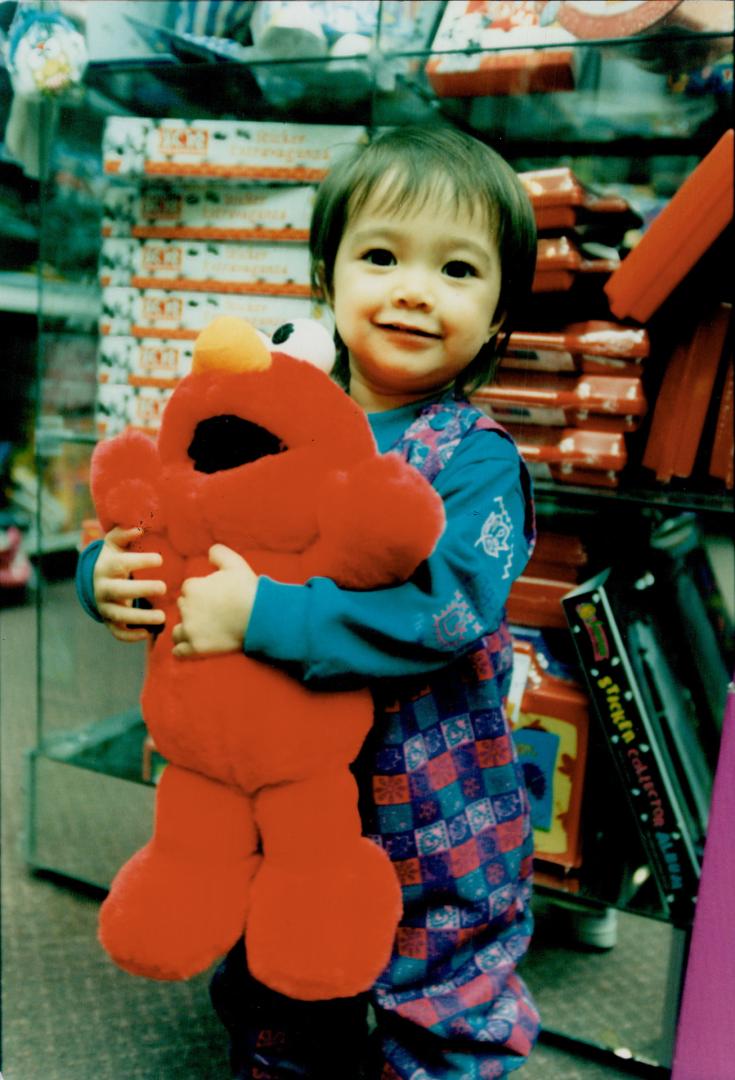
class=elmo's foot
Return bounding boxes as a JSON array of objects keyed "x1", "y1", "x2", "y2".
[
  {"x1": 246, "y1": 840, "x2": 401, "y2": 1000},
  {"x1": 99, "y1": 843, "x2": 261, "y2": 980}
]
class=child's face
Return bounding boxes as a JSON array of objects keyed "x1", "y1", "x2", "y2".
[{"x1": 330, "y1": 179, "x2": 503, "y2": 409}]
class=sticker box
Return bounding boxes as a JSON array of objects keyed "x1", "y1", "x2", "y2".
[
  {"x1": 103, "y1": 118, "x2": 367, "y2": 181},
  {"x1": 98, "y1": 337, "x2": 195, "y2": 387},
  {"x1": 100, "y1": 237, "x2": 311, "y2": 295},
  {"x1": 102, "y1": 182, "x2": 316, "y2": 241},
  {"x1": 99, "y1": 287, "x2": 325, "y2": 339},
  {"x1": 95, "y1": 383, "x2": 173, "y2": 437}
]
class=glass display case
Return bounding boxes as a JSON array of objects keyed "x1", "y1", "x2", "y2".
[{"x1": 10, "y1": 2, "x2": 733, "y2": 1073}]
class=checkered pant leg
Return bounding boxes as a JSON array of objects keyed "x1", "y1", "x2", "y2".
[{"x1": 357, "y1": 651, "x2": 540, "y2": 1079}]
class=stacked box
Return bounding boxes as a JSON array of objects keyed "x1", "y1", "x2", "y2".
[
  {"x1": 96, "y1": 118, "x2": 364, "y2": 436},
  {"x1": 102, "y1": 118, "x2": 367, "y2": 180},
  {"x1": 96, "y1": 383, "x2": 173, "y2": 438},
  {"x1": 99, "y1": 238, "x2": 312, "y2": 295},
  {"x1": 99, "y1": 288, "x2": 326, "y2": 340},
  {"x1": 473, "y1": 371, "x2": 647, "y2": 435},
  {"x1": 98, "y1": 337, "x2": 195, "y2": 387},
  {"x1": 102, "y1": 183, "x2": 316, "y2": 241}
]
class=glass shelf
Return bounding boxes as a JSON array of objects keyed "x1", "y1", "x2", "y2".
[
  {"x1": 534, "y1": 478, "x2": 734, "y2": 520},
  {"x1": 75, "y1": 28, "x2": 732, "y2": 147},
  {"x1": 0, "y1": 270, "x2": 100, "y2": 319}
]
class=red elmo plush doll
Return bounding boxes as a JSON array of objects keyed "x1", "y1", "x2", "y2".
[{"x1": 90, "y1": 316, "x2": 445, "y2": 1000}]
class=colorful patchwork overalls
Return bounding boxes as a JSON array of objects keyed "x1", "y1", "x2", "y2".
[
  {"x1": 356, "y1": 398, "x2": 539, "y2": 1079},
  {"x1": 210, "y1": 398, "x2": 538, "y2": 1080}
]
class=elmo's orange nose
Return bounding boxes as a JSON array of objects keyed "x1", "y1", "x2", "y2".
[{"x1": 192, "y1": 317, "x2": 271, "y2": 376}]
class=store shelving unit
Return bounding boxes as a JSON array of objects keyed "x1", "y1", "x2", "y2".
[{"x1": 11, "y1": 4, "x2": 733, "y2": 1075}]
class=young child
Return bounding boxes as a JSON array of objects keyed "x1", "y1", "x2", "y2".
[{"x1": 77, "y1": 124, "x2": 539, "y2": 1079}]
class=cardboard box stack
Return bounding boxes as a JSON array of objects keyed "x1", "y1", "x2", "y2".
[{"x1": 96, "y1": 117, "x2": 366, "y2": 436}]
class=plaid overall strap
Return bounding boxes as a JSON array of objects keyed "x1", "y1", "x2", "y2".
[
  {"x1": 359, "y1": 398, "x2": 539, "y2": 1079},
  {"x1": 391, "y1": 399, "x2": 536, "y2": 552},
  {"x1": 391, "y1": 399, "x2": 536, "y2": 698}
]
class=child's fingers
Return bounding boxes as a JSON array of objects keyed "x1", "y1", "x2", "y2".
[
  {"x1": 99, "y1": 601, "x2": 165, "y2": 626},
  {"x1": 101, "y1": 550, "x2": 163, "y2": 578},
  {"x1": 108, "y1": 624, "x2": 152, "y2": 643},
  {"x1": 99, "y1": 578, "x2": 166, "y2": 601},
  {"x1": 124, "y1": 550, "x2": 164, "y2": 571},
  {"x1": 106, "y1": 525, "x2": 144, "y2": 547},
  {"x1": 96, "y1": 548, "x2": 163, "y2": 583}
]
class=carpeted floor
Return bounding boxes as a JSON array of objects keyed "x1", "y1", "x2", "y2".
[{"x1": 1, "y1": 579, "x2": 677, "y2": 1079}]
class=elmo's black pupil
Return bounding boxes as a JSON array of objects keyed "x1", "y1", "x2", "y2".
[{"x1": 188, "y1": 415, "x2": 284, "y2": 474}]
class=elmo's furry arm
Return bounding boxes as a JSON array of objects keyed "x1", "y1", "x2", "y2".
[
  {"x1": 305, "y1": 453, "x2": 445, "y2": 589},
  {"x1": 91, "y1": 429, "x2": 165, "y2": 535},
  {"x1": 90, "y1": 430, "x2": 187, "y2": 593}
]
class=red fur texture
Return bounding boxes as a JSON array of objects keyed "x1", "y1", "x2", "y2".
[{"x1": 90, "y1": 317, "x2": 445, "y2": 999}]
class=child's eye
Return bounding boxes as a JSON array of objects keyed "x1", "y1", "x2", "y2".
[
  {"x1": 362, "y1": 248, "x2": 395, "y2": 267},
  {"x1": 444, "y1": 260, "x2": 477, "y2": 279}
]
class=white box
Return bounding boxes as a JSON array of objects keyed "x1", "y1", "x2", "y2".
[
  {"x1": 99, "y1": 287, "x2": 327, "y2": 339},
  {"x1": 95, "y1": 383, "x2": 132, "y2": 437},
  {"x1": 101, "y1": 182, "x2": 316, "y2": 241},
  {"x1": 95, "y1": 382, "x2": 173, "y2": 437},
  {"x1": 99, "y1": 237, "x2": 312, "y2": 295},
  {"x1": 98, "y1": 337, "x2": 195, "y2": 387},
  {"x1": 103, "y1": 118, "x2": 367, "y2": 181}
]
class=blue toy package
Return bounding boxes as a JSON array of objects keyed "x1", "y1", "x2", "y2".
[{"x1": 2, "y1": 0, "x2": 87, "y2": 98}]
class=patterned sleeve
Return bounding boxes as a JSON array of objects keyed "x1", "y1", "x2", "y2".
[{"x1": 246, "y1": 429, "x2": 532, "y2": 685}]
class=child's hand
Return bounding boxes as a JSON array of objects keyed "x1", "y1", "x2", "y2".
[
  {"x1": 172, "y1": 545, "x2": 258, "y2": 659},
  {"x1": 94, "y1": 526, "x2": 166, "y2": 642}
]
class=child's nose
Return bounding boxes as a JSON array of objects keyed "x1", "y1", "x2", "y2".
[{"x1": 391, "y1": 270, "x2": 434, "y2": 310}]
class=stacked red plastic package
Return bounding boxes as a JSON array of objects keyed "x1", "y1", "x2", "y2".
[{"x1": 472, "y1": 321, "x2": 650, "y2": 487}]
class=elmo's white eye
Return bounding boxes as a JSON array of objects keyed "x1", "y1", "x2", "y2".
[{"x1": 271, "y1": 319, "x2": 335, "y2": 374}]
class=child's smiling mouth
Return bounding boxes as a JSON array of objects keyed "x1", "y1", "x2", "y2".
[{"x1": 378, "y1": 322, "x2": 441, "y2": 339}]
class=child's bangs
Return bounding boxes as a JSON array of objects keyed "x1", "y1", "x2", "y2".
[{"x1": 349, "y1": 160, "x2": 495, "y2": 233}]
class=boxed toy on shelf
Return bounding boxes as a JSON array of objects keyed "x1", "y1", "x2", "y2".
[
  {"x1": 98, "y1": 337, "x2": 195, "y2": 388},
  {"x1": 519, "y1": 167, "x2": 642, "y2": 239},
  {"x1": 507, "y1": 528, "x2": 589, "y2": 631},
  {"x1": 473, "y1": 370, "x2": 646, "y2": 432},
  {"x1": 94, "y1": 118, "x2": 348, "y2": 436},
  {"x1": 476, "y1": 158, "x2": 647, "y2": 494},
  {"x1": 532, "y1": 236, "x2": 619, "y2": 292},
  {"x1": 96, "y1": 382, "x2": 172, "y2": 438},
  {"x1": 563, "y1": 566, "x2": 708, "y2": 927},
  {"x1": 99, "y1": 237, "x2": 311, "y2": 295},
  {"x1": 425, "y1": 0, "x2": 577, "y2": 97},
  {"x1": 99, "y1": 286, "x2": 320, "y2": 340},
  {"x1": 503, "y1": 424, "x2": 628, "y2": 488},
  {"x1": 102, "y1": 182, "x2": 315, "y2": 241},
  {"x1": 102, "y1": 117, "x2": 367, "y2": 180},
  {"x1": 502, "y1": 321, "x2": 650, "y2": 376},
  {"x1": 506, "y1": 637, "x2": 590, "y2": 877}
]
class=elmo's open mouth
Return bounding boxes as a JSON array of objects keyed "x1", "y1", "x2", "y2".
[{"x1": 188, "y1": 415, "x2": 286, "y2": 474}]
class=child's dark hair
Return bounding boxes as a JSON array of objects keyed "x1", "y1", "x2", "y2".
[{"x1": 309, "y1": 124, "x2": 537, "y2": 393}]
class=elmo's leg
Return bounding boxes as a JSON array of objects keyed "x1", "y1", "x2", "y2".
[
  {"x1": 99, "y1": 765, "x2": 261, "y2": 980},
  {"x1": 246, "y1": 769, "x2": 402, "y2": 1001}
]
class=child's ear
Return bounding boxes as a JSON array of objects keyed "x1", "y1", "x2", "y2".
[
  {"x1": 314, "y1": 260, "x2": 332, "y2": 304},
  {"x1": 485, "y1": 311, "x2": 506, "y2": 344}
]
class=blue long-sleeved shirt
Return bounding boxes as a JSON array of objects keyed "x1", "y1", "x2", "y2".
[{"x1": 76, "y1": 394, "x2": 531, "y2": 686}]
